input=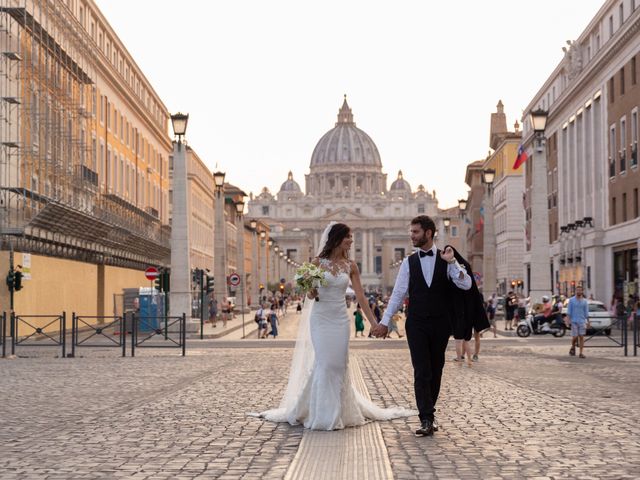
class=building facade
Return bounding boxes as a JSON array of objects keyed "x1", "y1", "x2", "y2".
[
  {"x1": 0, "y1": 0, "x2": 171, "y2": 316},
  {"x1": 522, "y1": 0, "x2": 640, "y2": 304},
  {"x1": 248, "y1": 97, "x2": 447, "y2": 293},
  {"x1": 488, "y1": 103, "x2": 524, "y2": 295}
]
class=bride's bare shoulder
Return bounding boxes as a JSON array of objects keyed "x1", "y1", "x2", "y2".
[{"x1": 311, "y1": 257, "x2": 321, "y2": 266}]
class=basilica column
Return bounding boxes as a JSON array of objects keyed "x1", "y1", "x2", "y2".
[
  {"x1": 361, "y1": 230, "x2": 369, "y2": 274},
  {"x1": 367, "y1": 230, "x2": 375, "y2": 274}
]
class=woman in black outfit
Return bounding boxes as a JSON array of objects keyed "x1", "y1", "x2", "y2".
[{"x1": 445, "y1": 245, "x2": 490, "y2": 367}]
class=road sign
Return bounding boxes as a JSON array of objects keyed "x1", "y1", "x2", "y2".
[
  {"x1": 228, "y1": 273, "x2": 241, "y2": 287},
  {"x1": 145, "y1": 267, "x2": 160, "y2": 281}
]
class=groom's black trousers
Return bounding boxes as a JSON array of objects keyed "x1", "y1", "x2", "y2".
[{"x1": 405, "y1": 316, "x2": 451, "y2": 422}]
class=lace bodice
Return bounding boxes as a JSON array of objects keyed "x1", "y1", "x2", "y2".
[{"x1": 317, "y1": 258, "x2": 351, "y2": 302}]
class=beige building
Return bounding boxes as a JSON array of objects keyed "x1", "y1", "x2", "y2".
[
  {"x1": 0, "y1": 0, "x2": 171, "y2": 317},
  {"x1": 522, "y1": 0, "x2": 640, "y2": 303},
  {"x1": 487, "y1": 103, "x2": 524, "y2": 295},
  {"x1": 172, "y1": 146, "x2": 215, "y2": 273},
  {"x1": 248, "y1": 97, "x2": 448, "y2": 294}
]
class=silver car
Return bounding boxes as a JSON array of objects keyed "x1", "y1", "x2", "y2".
[{"x1": 562, "y1": 300, "x2": 614, "y2": 335}]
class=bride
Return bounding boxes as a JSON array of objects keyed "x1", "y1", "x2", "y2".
[{"x1": 255, "y1": 222, "x2": 416, "y2": 430}]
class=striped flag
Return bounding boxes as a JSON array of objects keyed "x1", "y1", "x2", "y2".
[{"x1": 513, "y1": 144, "x2": 528, "y2": 169}]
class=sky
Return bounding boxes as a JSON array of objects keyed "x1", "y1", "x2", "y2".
[{"x1": 96, "y1": 0, "x2": 606, "y2": 209}]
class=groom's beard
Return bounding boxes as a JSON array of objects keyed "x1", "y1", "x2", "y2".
[{"x1": 413, "y1": 234, "x2": 430, "y2": 248}]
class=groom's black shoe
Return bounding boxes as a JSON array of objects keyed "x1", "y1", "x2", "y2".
[{"x1": 415, "y1": 419, "x2": 434, "y2": 436}]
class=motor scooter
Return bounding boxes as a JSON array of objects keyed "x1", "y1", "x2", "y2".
[{"x1": 516, "y1": 313, "x2": 566, "y2": 338}]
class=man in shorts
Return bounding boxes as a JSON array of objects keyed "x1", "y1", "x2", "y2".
[{"x1": 567, "y1": 285, "x2": 589, "y2": 358}]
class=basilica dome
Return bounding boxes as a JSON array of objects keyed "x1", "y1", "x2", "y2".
[
  {"x1": 390, "y1": 170, "x2": 411, "y2": 192},
  {"x1": 278, "y1": 171, "x2": 302, "y2": 196},
  {"x1": 309, "y1": 96, "x2": 382, "y2": 168}
]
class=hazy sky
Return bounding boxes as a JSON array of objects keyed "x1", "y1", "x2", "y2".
[{"x1": 96, "y1": 0, "x2": 605, "y2": 208}]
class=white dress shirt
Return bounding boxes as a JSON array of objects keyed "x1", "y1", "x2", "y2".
[{"x1": 380, "y1": 245, "x2": 471, "y2": 326}]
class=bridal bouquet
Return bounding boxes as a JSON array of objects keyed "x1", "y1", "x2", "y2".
[{"x1": 295, "y1": 262, "x2": 327, "y2": 301}]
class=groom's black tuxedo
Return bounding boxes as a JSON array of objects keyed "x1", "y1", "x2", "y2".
[{"x1": 405, "y1": 250, "x2": 456, "y2": 423}]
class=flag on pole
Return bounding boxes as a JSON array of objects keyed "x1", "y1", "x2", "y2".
[{"x1": 513, "y1": 144, "x2": 528, "y2": 169}]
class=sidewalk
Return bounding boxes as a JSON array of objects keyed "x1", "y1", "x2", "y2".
[{"x1": 190, "y1": 308, "x2": 300, "y2": 340}]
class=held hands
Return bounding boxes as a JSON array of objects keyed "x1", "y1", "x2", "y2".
[
  {"x1": 372, "y1": 323, "x2": 388, "y2": 338},
  {"x1": 306, "y1": 288, "x2": 318, "y2": 300},
  {"x1": 440, "y1": 246, "x2": 455, "y2": 264}
]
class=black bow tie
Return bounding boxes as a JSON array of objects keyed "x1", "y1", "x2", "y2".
[{"x1": 419, "y1": 250, "x2": 434, "y2": 258}]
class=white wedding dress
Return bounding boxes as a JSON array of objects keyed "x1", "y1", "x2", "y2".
[{"x1": 256, "y1": 259, "x2": 416, "y2": 430}]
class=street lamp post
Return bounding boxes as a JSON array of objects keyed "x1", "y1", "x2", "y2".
[
  {"x1": 528, "y1": 108, "x2": 551, "y2": 302},
  {"x1": 168, "y1": 113, "x2": 192, "y2": 320},
  {"x1": 458, "y1": 198, "x2": 468, "y2": 259},
  {"x1": 259, "y1": 230, "x2": 267, "y2": 295},
  {"x1": 482, "y1": 168, "x2": 496, "y2": 296},
  {"x1": 213, "y1": 170, "x2": 226, "y2": 309},
  {"x1": 250, "y1": 219, "x2": 258, "y2": 306},
  {"x1": 234, "y1": 198, "x2": 246, "y2": 337}
]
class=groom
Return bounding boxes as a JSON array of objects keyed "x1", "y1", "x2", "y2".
[{"x1": 373, "y1": 215, "x2": 471, "y2": 436}]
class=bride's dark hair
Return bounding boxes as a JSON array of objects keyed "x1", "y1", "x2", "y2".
[{"x1": 318, "y1": 223, "x2": 350, "y2": 259}]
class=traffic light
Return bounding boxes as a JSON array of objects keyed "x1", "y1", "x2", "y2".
[
  {"x1": 14, "y1": 270, "x2": 23, "y2": 291},
  {"x1": 162, "y1": 270, "x2": 170, "y2": 292},
  {"x1": 5, "y1": 269, "x2": 15, "y2": 292},
  {"x1": 206, "y1": 275, "x2": 215, "y2": 294},
  {"x1": 154, "y1": 274, "x2": 162, "y2": 291},
  {"x1": 192, "y1": 268, "x2": 202, "y2": 287}
]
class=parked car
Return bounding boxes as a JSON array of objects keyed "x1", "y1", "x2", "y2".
[{"x1": 561, "y1": 300, "x2": 614, "y2": 335}]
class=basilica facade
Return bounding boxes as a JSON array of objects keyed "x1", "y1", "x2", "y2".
[{"x1": 247, "y1": 97, "x2": 448, "y2": 293}]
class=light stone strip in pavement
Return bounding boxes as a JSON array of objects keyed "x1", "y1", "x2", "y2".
[{"x1": 284, "y1": 354, "x2": 393, "y2": 480}]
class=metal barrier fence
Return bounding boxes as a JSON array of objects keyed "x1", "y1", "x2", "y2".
[
  {"x1": 131, "y1": 313, "x2": 186, "y2": 357},
  {"x1": 1, "y1": 312, "x2": 6, "y2": 358},
  {"x1": 634, "y1": 315, "x2": 639, "y2": 357},
  {"x1": 10, "y1": 313, "x2": 66, "y2": 358},
  {"x1": 71, "y1": 314, "x2": 126, "y2": 358},
  {"x1": 584, "y1": 314, "x2": 638, "y2": 356},
  {"x1": 1, "y1": 311, "x2": 188, "y2": 358}
]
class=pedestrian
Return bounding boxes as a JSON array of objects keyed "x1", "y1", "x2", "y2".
[
  {"x1": 486, "y1": 293, "x2": 496, "y2": 323},
  {"x1": 269, "y1": 309, "x2": 279, "y2": 338},
  {"x1": 447, "y1": 245, "x2": 490, "y2": 366},
  {"x1": 220, "y1": 298, "x2": 230, "y2": 328},
  {"x1": 517, "y1": 295, "x2": 527, "y2": 325},
  {"x1": 567, "y1": 285, "x2": 589, "y2": 358},
  {"x1": 368, "y1": 298, "x2": 382, "y2": 338},
  {"x1": 354, "y1": 304, "x2": 365, "y2": 337},
  {"x1": 386, "y1": 312, "x2": 404, "y2": 338},
  {"x1": 255, "y1": 305, "x2": 266, "y2": 338},
  {"x1": 208, "y1": 298, "x2": 218, "y2": 327},
  {"x1": 505, "y1": 291, "x2": 516, "y2": 330},
  {"x1": 485, "y1": 294, "x2": 498, "y2": 338},
  {"x1": 296, "y1": 301, "x2": 302, "y2": 314}
]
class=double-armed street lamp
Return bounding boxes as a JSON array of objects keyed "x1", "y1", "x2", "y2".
[
  {"x1": 168, "y1": 113, "x2": 192, "y2": 319},
  {"x1": 213, "y1": 170, "x2": 226, "y2": 306},
  {"x1": 528, "y1": 108, "x2": 550, "y2": 302},
  {"x1": 234, "y1": 197, "x2": 246, "y2": 335}
]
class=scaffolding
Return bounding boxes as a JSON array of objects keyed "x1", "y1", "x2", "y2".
[{"x1": 0, "y1": 0, "x2": 169, "y2": 268}]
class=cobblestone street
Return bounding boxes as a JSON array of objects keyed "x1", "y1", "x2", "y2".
[{"x1": 1, "y1": 334, "x2": 639, "y2": 479}]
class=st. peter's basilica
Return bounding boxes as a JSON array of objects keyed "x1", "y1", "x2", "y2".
[{"x1": 247, "y1": 96, "x2": 449, "y2": 293}]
